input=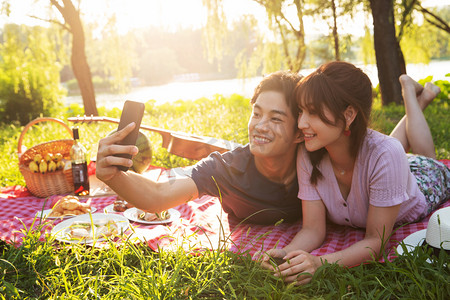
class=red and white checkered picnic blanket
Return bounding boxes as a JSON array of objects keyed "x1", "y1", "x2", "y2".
[{"x1": 1, "y1": 160, "x2": 449, "y2": 262}]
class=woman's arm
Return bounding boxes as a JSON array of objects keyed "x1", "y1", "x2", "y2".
[
  {"x1": 260, "y1": 200, "x2": 327, "y2": 272},
  {"x1": 96, "y1": 123, "x2": 199, "y2": 212},
  {"x1": 284, "y1": 199, "x2": 327, "y2": 253},
  {"x1": 278, "y1": 203, "x2": 401, "y2": 284}
]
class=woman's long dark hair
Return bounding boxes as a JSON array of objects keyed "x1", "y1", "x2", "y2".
[{"x1": 295, "y1": 61, "x2": 373, "y2": 185}]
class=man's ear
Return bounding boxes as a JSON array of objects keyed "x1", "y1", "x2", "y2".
[
  {"x1": 294, "y1": 129, "x2": 304, "y2": 144},
  {"x1": 344, "y1": 105, "x2": 357, "y2": 127}
]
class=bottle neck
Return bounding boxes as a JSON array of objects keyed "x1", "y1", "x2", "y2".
[{"x1": 73, "y1": 127, "x2": 80, "y2": 140}]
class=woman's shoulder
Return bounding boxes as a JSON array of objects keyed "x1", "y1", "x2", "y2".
[
  {"x1": 363, "y1": 129, "x2": 405, "y2": 154},
  {"x1": 360, "y1": 129, "x2": 407, "y2": 164}
]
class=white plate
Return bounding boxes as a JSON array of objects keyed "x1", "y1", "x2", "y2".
[
  {"x1": 51, "y1": 213, "x2": 129, "y2": 244},
  {"x1": 103, "y1": 204, "x2": 116, "y2": 213},
  {"x1": 36, "y1": 207, "x2": 97, "y2": 219},
  {"x1": 396, "y1": 229, "x2": 427, "y2": 255},
  {"x1": 123, "y1": 207, "x2": 180, "y2": 225}
]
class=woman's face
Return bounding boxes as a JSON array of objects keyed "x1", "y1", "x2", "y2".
[
  {"x1": 297, "y1": 105, "x2": 344, "y2": 152},
  {"x1": 248, "y1": 91, "x2": 302, "y2": 158}
]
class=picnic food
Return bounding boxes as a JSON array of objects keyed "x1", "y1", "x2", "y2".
[
  {"x1": 39, "y1": 159, "x2": 48, "y2": 174},
  {"x1": 29, "y1": 161, "x2": 39, "y2": 173},
  {"x1": 67, "y1": 219, "x2": 119, "y2": 240},
  {"x1": 137, "y1": 209, "x2": 170, "y2": 222},
  {"x1": 48, "y1": 160, "x2": 57, "y2": 172},
  {"x1": 28, "y1": 152, "x2": 65, "y2": 174},
  {"x1": 113, "y1": 198, "x2": 134, "y2": 212},
  {"x1": 48, "y1": 195, "x2": 92, "y2": 217}
]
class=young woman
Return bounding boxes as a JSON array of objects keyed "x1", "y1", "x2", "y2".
[{"x1": 261, "y1": 61, "x2": 450, "y2": 284}]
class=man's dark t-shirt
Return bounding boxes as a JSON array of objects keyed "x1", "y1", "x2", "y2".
[{"x1": 185, "y1": 145, "x2": 301, "y2": 225}]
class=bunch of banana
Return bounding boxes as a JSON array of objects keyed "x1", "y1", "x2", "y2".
[{"x1": 28, "y1": 152, "x2": 65, "y2": 174}]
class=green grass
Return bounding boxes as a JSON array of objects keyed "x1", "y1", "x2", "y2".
[
  {"x1": 0, "y1": 89, "x2": 449, "y2": 299},
  {"x1": 1, "y1": 217, "x2": 449, "y2": 299}
]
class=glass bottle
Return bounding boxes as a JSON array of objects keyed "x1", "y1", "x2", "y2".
[{"x1": 70, "y1": 127, "x2": 90, "y2": 196}]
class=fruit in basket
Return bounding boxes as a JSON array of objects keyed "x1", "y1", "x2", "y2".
[
  {"x1": 39, "y1": 159, "x2": 48, "y2": 174},
  {"x1": 57, "y1": 160, "x2": 65, "y2": 170},
  {"x1": 54, "y1": 152, "x2": 63, "y2": 162},
  {"x1": 33, "y1": 154, "x2": 42, "y2": 164},
  {"x1": 48, "y1": 160, "x2": 57, "y2": 172},
  {"x1": 29, "y1": 161, "x2": 39, "y2": 173},
  {"x1": 28, "y1": 151, "x2": 67, "y2": 173},
  {"x1": 45, "y1": 153, "x2": 53, "y2": 163}
]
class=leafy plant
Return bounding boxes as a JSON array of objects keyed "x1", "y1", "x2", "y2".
[{"x1": 0, "y1": 24, "x2": 65, "y2": 125}]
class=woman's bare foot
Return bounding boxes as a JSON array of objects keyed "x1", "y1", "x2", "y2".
[
  {"x1": 419, "y1": 82, "x2": 440, "y2": 108},
  {"x1": 399, "y1": 75, "x2": 440, "y2": 110},
  {"x1": 399, "y1": 75, "x2": 418, "y2": 103}
]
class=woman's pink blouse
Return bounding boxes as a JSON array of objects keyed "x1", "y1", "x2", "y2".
[{"x1": 297, "y1": 129, "x2": 427, "y2": 228}]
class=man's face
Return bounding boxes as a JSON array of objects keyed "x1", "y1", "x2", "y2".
[{"x1": 248, "y1": 91, "x2": 303, "y2": 158}]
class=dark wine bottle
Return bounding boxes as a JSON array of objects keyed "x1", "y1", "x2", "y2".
[{"x1": 70, "y1": 127, "x2": 90, "y2": 196}]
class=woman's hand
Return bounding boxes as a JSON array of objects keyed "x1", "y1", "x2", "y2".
[
  {"x1": 96, "y1": 123, "x2": 139, "y2": 182},
  {"x1": 275, "y1": 250, "x2": 322, "y2": 285},
  {"x1": 255, "y1": 248, "x2": 287, "y2": 271}
]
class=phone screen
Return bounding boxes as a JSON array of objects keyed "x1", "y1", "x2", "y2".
[{"x1": 115, "y1": 100, "x2": 145, "y2": 171}]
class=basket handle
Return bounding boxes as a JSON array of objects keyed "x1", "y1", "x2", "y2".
[{"x1": 17, "y1": 117, "x2": 73, "y2": 156}]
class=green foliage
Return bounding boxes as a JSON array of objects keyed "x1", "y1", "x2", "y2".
[
  {"x1": 65, "y1": 76, "x2": 118, "y2": 95},
  {"x1": 0, "y1": 24, "x2": 65, "y2": 125},
  {"x1": 86, "y1": 17, "x2": 136, "y2": 93},
  {"x1": 0, "y1": 211, "x2": 448, "y2": 298}
]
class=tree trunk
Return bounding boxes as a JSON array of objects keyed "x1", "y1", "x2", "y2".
[
  {"x1": 293, "y1": 0, "x2": 306, "y2": 72},
  {"x1": 52, "y1": 0, "x2": 98, "y2": 116},
  {"x1": 369, "y1": 0, "x2": 405, "y2": 105},
  {"x1": 331, "y1": 0, "x2": 340, "y2": 61}
]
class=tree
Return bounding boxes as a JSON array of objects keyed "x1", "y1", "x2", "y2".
[
  {"x1": 0, "y1": 24, "x2": 65, "y2": 124},
  {"x1": 307, "y1": 0, "x2": 359, "y2": 61},
  {"x1": 203, "y1": 0, "x2": 307, "y2": 75},
  {"x1": 369, "y1": 0, "x2": 405, "y2": 105},
  {"x1": 49, "y1": 0, "x2": 97, "y2": 116},
  {"x1": 85, "y1": 16, "x2": 136, "y2": 93},
  {"x1": 255, "y1": 0, "x2": 307, "y2": 72}
]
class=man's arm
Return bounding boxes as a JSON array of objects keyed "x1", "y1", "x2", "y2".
[{"x1": 96, "y1": 123, "x2": 199, "y2": 212}]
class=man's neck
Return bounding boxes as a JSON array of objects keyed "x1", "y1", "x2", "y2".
[{"x1": 254, "y1": 151, "x2": 297, "y2": 185}]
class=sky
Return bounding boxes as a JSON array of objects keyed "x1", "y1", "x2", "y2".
[{"x1": 2, "y1": 0, "x2": 449, "y2": 37}]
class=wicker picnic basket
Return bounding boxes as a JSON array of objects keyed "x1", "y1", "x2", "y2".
[{"x1": 18, "y1": 117, "x2": 74, "y2": 198}]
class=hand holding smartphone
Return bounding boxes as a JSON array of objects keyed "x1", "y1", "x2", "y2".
[{"x1": 115, "y1": 100, "x2": 145, "y2": 172}]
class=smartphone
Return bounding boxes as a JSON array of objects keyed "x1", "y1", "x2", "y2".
[{"x1": 115, "y1": 100, "x2": 145, "y2": 171}]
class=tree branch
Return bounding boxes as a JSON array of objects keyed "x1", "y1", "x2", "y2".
[
  {"x1": 28, "y1": 15, "x2": 70, "y2": 31},
  {"x1": 276, "y1": 18, "x2": 293, "y2": 70},
  {"x1": 50, "y1": 0, "x2": 65, "y2": 15},
  {"x1": 398, "y1": 0, "x2": 418, "y2": 40},
  {"x1": 417, "y1": 3, "x2": 450, "y2": 34}
]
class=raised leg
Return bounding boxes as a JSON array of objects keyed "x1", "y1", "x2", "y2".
[{"x1": 390, "y1": 75, "x2": 439, "y2": 158}]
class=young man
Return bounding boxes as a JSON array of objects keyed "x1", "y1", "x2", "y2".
[{"x1": 95, "y1": 71, "x2": 304, "y2": 225}]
